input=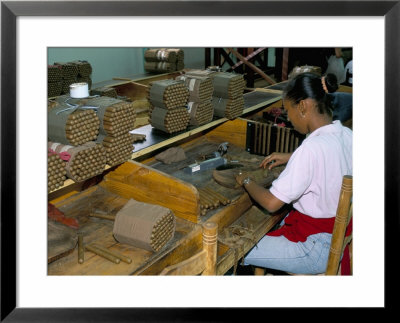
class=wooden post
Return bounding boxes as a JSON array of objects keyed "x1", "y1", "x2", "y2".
[
  {"x1": 202, "y1": 222, "x2": 218, "y2": 275},
  {"x1": 325, "y1": 175, "x2": 353, "y2": 275}
]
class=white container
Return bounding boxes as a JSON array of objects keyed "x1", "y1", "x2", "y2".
[{"x1": 69, "y1": 82, "x2": 89, "y2": 98}]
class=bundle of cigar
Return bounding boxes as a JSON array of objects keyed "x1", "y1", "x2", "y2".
[
  {"x1": 147, "y1": 79, "x2": 189, "y2": 109},
  {"x1": 48, "y1": 81, "x2": 63, "y2": 97},
  {"x1": 47, "y1": 152, "x2": 67, "y2": 192},
  {"x1": 113, "y1": 199, "x2": 176, "y2": 252},
  {"x1": 149, "y1": 106, "x2": 190, "y2": 133},
  {"x1": 82, "y1": 96, "x2": 136, "y2": 137},
  {"x1": 144, "y1": 48, "x2": 184, "y2": 73},
  {"x1": 197, "y1": 187, "x2": 231, "y2": 216},
  {"x1": 247, "y1": 121, "x2": 304, "y2": 156},
  {"x1": 144, "y1": 48, "x2": 178, "y2": 63},
  {"x1": 54, "y1": 62, "x2": 79, "y2": 79},
  {"x1": 175, "y1": 75, "x2": 214, "y2": 102},
  {"x1": 144, "y1": 61, "x2": 176, "y2": 73},
  {"x1": 54, "y1": 62, "x2": 78, "y2": 95},
  {"x1": 97, "y1": 132, "x2": 135, "y2": 166},
  {"x1": 212, "y1": 95, "x2": 245, "y2": 120},
  {"x1": 187, "y1": 101, "x2": 213, "y2": 126},
  {"x1": 48, "y1": 141, "x2": 106, "y2": 182},
  {"x1": 52, "y1": 61, "x2": 93, "y2": 95},
  {"x1": 90, "y1": 86, "x2": 118, "y2": 98},
  {"x1": 48, "y1": 103, "x2": 100, "y2": 146},
  {"x1": 70, "y1": 60, "x2": 93, "y2": 77},
  {"x1": 212, "y1": 72, "x2": 246, "y2": 99},
  {"x1": 48, "y1": 65, "x2": 63, "y2": 83},
  {"x1": 174, "y1": 74, "x2": 214, "y2": 126}
]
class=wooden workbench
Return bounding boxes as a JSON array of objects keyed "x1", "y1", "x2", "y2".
[{"x1": 48, "y1": 118, "x2": 287, "y2": 276}]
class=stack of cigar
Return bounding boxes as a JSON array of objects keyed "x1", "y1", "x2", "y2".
[
  {"x1": 176, "y1": 74, "x2": 214, "y2": 126},
  {"x1": 211, "y1": 72, "x2": 245, "y2": 119},
  {"x1": 113, "y1": 199, "x2": 176, "y2": 252},
  {"x1": 81, "y1": 96, "x2": 136, "y2": 166},
  {"x1": 148, "y1": 79, "x2": 190, "y2": 133},
  {"x1": 197, "y1": 187, "x2": 231, "y2": 216},
  {"x1": 90, "y1": 86, "x2": 118, "y2": 98},
  {"x1": 52, "y1": 61, "x2": 93, "y2": 95},
  {"x1": 48, "y1": 101, "x2": 100, "y2": 146},
  {"x1": 54, "y1": 62, "x2": 79, "y2": 94},
  {"x1": 48, "y1": 141, "x2": 106, "y2": 183},
  {"x1": 144, "y1": 48, "x2": 184, "y2": 73},
  {"x1": 212, "y1": 95, "x2": 245, "y2": 120},
  {"x1": 100, "y1": 132, "x2": 135, "y2": 166},
  {"x1": 47, "y1": 65, "x2": 63, "y2": 97},
  {"x1": 47, "y1": 151, "x2": 67, "y2": 192}
]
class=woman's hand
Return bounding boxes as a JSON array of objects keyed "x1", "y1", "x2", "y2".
[
  {"x1": 259, "y1": 152, "x2": 292, "y2": 170},
  {"x1": 235, "y1": 171, "x2": 251, "y2": 186}
]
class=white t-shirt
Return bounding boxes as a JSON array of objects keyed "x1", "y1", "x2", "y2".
[{"x1": 270, "y1": 121, "x2": 352, "y2": 219}]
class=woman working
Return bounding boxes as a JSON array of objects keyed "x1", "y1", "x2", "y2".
[{"x1": 236, "y1": 73, "x2": 352, "y2": 274}]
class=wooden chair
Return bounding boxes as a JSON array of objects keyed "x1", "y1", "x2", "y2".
[
  {"x1": 160, "y1": 222, "x2": 218, "y2": 275},
  {"x1": 254, "y1": 175, "x2": 353, "y2": 276}
]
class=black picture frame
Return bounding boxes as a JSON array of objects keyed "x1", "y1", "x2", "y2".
[{"x1": 1, "y1": 1, "x2": 398, "y2": 321}]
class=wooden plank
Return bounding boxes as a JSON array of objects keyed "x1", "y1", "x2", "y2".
[
  {"x1": 204, "y1": 118, "x2": 248, "y2": 149},
  {"x1": 100, "y1": 160, "x2": 201, "y2": 223}
]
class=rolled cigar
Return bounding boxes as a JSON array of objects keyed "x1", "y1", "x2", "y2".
[
  {"x1": 89, "y1": 213, "x2": 116, "y2": 221},
  {"x1": 198, "y1": 191, "x2": 215, "y2": 209},
  {"x1": 203, "y1": 187, "x2": 230, "y2": 204},
  {"x1": 85, "y1": 244, "x2": 120, "y2": 264},
  {"x1": 92, "y1": 244, "x2": 132, "y2": 264},
  {"x1": 199, "y1": 188, "x2": 219, "y2": 208},
  {"x1": 78, "y1": 234, "x2": 84, "y2": 264}
]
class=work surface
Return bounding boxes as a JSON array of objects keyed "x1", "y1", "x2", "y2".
[{"x1": 48, "y1": 138, "x2": 286, "y2": 275}]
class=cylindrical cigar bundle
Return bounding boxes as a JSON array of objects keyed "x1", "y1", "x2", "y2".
[
  {"x1": 78, "y1": 96, "x2": 136, "y2": 137},
  {"x1": 48, "y1": 81, "x2": 63, "y2": 97},
  {"x1": 144, "y1": 48, "x2": 184, "y2": 72},
  {"x1": 48, "y1": 141, "x2": 106, "y2": 182},
  {"x1": 48, "y1": 100, "x2": 100, "y2": 146},
  {"x1": 212, "y1": 95, "x2": 244, "y2": 120},
  {"x1": 150, "y1": 106, "x2": 190, "y2": 134},
  {"x1": 47, "y1": 151, "x2": 67, "y2": 192},
  {"x1": 113, "y1": 199, "x2": 176, "y2": 252},
  {"x1": 144, "y1": 48, "x2": 177, "y2": 63},
  {"x1": 147, "y1": 79, "x2": 189, "y2": 110},
  {"x1": 175, "y1": 75, "x2": 214, "y2": 102},
  {"x1": 211, "y1": 72, "x2": 245, "y2": 99},
  {"x1": 144, "y1": 61, "x2": 176, "y2": 73},
  {"x1": 70, "y1": 60, "x2": 93, "y2": 77},
  {"x1": 97, "y1": 132, "x2": 135, "y2": 166},
  {"x1": 54, "y1": 62, "x2": 79, "y2": 79},
  {"x1": 48, "y1": 65, "x2": 63, "y2": 83},
  {"x1": 187, "y1": 100, "x2": 214, "y2": 126}
]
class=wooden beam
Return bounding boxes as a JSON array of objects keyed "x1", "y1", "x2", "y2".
[{"x1": 228, "y1": 48, "x2": 276, "y2": 85}]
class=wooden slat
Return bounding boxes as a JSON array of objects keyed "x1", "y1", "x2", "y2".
[{"x1": 204, "y1": 118, "x2": 248, "y2": 149}]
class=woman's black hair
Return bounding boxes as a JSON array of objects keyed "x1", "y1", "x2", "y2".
[
  {"x1": 324, "y1": 73, "x2": 339, "y2": 93},
  {"x1": 283, "y1": 72, "x2": 334, "y2": 116}
]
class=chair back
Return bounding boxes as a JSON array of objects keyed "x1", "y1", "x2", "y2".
[{"x1": 325, "y1": 175, "x2": 353, "y2": 275}]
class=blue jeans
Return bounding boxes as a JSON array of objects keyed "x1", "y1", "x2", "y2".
[{"x1": 244, "y1": 232, "x2": 332, "y2": 274}]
